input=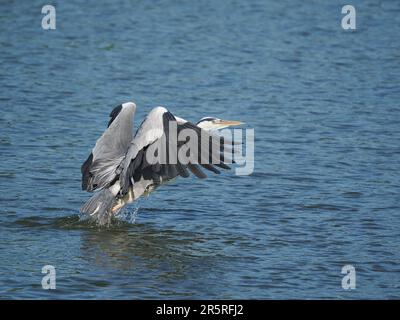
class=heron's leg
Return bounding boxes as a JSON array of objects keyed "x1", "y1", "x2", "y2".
[
  {"x1": 111, "y1": 201, "x2": 125, "y2": 214},
  {"x1": 111, "y1": 188, "x2": 136, "y2": 214}
]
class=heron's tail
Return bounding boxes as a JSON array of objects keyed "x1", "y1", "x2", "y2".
[{"x1": 80, "y1": 188, "x2": 116, "y2": 226}]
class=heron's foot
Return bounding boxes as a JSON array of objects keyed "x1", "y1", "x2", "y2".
[{"x1": 111, "y1": 202, "x2": 124, "y2": 214}]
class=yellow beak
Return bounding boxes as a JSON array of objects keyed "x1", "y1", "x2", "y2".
[{"x1": 216, "y1": 120, "x2": 244, "y2": 127}]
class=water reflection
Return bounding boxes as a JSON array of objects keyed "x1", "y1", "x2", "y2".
[
  {"x1": 79, "y1": 223, "x2": 202, "y2": 275},
  {"x1": 77, "y1": 220, "x2": 236, "y2": 298},
  {"x1": 8, "y1": 214, "x2": 232, "y2": 298}
]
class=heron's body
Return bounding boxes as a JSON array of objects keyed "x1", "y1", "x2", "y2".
[
  {"x1": 80, "y1": 102, "x2": 242, "y2": 225},
  {"x1": 111, "y1": 175, "x2": 168, "y2": 213}
]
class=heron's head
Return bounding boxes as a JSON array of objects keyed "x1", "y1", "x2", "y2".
[{"x1": 196, "y1": 117, "x2": 243, "y2": 131}]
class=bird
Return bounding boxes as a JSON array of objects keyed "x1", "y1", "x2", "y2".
[{"x1": 80, "y1": 102, "x2": 243, "y2": 225}]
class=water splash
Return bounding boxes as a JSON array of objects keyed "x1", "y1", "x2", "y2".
[
  {"x1": 76, "y1": 198, "x2": 142, "y2": 228},
  {"x1": 115, "y1": 199, "x2": 141, "y2": 224}
]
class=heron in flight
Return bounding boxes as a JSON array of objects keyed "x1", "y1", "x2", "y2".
[{"x1": 80, "y1": 102, "x2": 242, "y2": 225}]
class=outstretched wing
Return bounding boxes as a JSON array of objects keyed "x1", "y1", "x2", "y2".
[
  {"x1": 81, "y1": 102, "x2": 136, "y2": 192},
  {"x1": 119, "y1": 106, "x2": 233, "y2": 195}
]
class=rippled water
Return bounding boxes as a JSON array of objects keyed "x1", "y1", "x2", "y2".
[{"x1": 1, "y1": 0, "x2": 400, "y2": 299}]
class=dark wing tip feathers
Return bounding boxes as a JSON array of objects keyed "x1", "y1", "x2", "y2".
[
  {"x1": 107, "y1": 104, "x2": 123, "y2": 127},
  {"x1": 175, "y1": 120, "x2": 231, "y2": 175},
  {"x1": 162, "y1": 110, "x2": 177, "y2": 124},
  {"x1": 161, "y1": 114, "x2": 232, "y2": 178},
  {"x1": 188, "y1": 164, "x2": 207, "y2": 179},
  {"x1": 81, "y1": 153, "x2": 93, "y2": 191}
]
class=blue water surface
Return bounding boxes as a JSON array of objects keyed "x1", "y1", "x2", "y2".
[{"x1": 0, "y1": 0, "x2": 399, "y2": 299}]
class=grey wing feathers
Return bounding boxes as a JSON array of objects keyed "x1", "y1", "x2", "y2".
[
  {"x1": 80, "y1": 188, "x2": 116, "y2": 225},
  {"x1": 81, "y1": 102, "x2": 136, "y2": 191}
]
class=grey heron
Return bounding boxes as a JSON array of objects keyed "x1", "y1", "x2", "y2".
[{"x1": 80, "y1": 102, "x2": 243, "y2": 225}]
